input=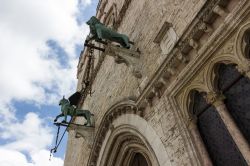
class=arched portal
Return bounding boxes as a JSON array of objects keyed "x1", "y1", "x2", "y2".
[
  {"x1": 130, "y1": 153, "x2": 149, "y2": 166},
  {"x1": 99, "y1": 126, "x2": 154, "y2": 166},
  {"x1": 87, "y1": 100, "x2": 171, "y2": 166}
]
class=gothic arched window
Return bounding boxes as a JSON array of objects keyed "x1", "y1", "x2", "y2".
[
  {"x1": 243, "y1": 29, "x2": 250, "y2": 59},
  {"x1": 190, "y1": 90, "x2": 247, "y2": 165},
  {"x1": 218, "y1": 63, "x2": 250, "y2": 143}
]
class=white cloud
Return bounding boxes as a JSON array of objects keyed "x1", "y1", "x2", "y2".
[
  {"x1": 0, "y1": 112, "x2": 64, "y2": 166},
  {"x1": 31, "y1": 150, "x2": 64, "y2": 166},
  {"x1": 0, "y1": 0, "x2": 93, "y2": 165},
  {"x1": 0, "y1": 0, "x2": 90, "y2": 106},
  {"x1": 2, "y1": 113, "x2": 52, "y2": 154},
  {"x1": 0, "y1": 149, "x2": 63, "y2": 166},
  {"x1": 0, "y1": 149, "x2": 33, "y2": 166}
]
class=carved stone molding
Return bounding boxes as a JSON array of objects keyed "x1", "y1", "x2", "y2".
[
  {"x1": 102, "y1": 3, "x2": 118, "y2": 29},
  {"x1": 115, "y1": 0, "x2": 132, "y2": 29},
  {"x1": 137, "y1": 0, "x2": 234, "y2": 108},
  {"x1": 97, "y1": 0, "x2": 108, "y2": 19},
  {"x1": 104, "y1": 44, "x2": 142, "y2": 78},
  {"x1": 213, "y1": 4, "x2": 228, "y2": 17},
  {"x1": 68, "y1": 124, "x2": 95, "y2": 147},
  {"x1": 101, "y1": 134, "x2": 150, "y2": 166},
  {"x1": 87, "y1": 100, "x2": 143, "y2": 166},
  {"x1": 205, "y1": 91, "x2": 225, "y2": 106},
  {"x1": 235, "y1": 22, "x2": 250, "y2": 64},
  {"x1": 153, "y1": 21, "x2": 173, "y2": 44}
]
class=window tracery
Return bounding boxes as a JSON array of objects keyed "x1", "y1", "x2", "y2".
[
  {"x1": 243, "y1": 29, "x2": 250, "y2": 59},
  {"x1": 189, "y1": 90, "x2": 247, "y2": 165},
  {"x1": 217, "y1": 63, "x2": 250, "y2": 143}
]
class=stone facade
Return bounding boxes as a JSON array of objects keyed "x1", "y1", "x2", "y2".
[{"x1": 64, "y1": 0, "x2": 250, "y2": 165}]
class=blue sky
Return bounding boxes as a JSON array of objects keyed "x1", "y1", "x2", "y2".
[{"x1": 0, "y1": 0, "x2": 98, "y2": 165}]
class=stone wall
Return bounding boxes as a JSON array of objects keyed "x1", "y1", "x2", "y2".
[
  {"x1": 64, "y1": 0, "x2": 250, "y2": 165},
  {"x1": 81, "y1": 0, "x2": 205, "y2": 133}
]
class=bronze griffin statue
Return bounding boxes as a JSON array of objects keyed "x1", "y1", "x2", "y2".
[{"x1": 54, "y1": 94, "x2": 93, "y2": 127}]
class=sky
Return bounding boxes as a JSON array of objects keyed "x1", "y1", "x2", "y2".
[{"x1": 0, "y1": 0, "x2": 98, "y2": 165}]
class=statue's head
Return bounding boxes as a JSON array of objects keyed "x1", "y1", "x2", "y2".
[
  {"x1": 86, "y1": 16, "x2": 100, "y2": 26},
  {"x1": 59, "y1": 96, "x2": 68, "y2": 106}
]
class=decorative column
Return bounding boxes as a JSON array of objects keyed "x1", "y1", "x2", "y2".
[
  {"x1": 206, "y1": 92, "x2": 250, "y2": 164},
  {"x1": 188, "y1": 118, "x2": 213, "y2": 166}
]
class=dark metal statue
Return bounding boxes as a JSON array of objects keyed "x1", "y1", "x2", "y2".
[
  {"x1": 54, "y1": 95, "x2": 93, "y2": 126},
  {"x1": 86, "y1": 16, "x2": 131, "y2": 48}
]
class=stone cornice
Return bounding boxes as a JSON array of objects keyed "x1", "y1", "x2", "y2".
[
  {"x1": 168, "y1": 0, "x2": 250, "y2": 98},
  {"x1": 135, "y1": 0, "x2": 243, "y2": 110}
]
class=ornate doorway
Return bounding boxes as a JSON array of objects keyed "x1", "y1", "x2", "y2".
[{"x1": 87, "y1": 100, "x2": 170, "y2": 166}]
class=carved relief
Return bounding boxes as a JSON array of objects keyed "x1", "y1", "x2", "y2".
[
  {"x1": 217, "y1": 36, "x2": 235, "y2": 55},
  {"x1": 104, "y1": 44, "x2": 142, "y2": 78},
  {"x1": 205, "y1": 91, "x2": 225, "y2": 105},
  {"x1": 192, "y1": 69, "x2": 206, "y2": 86},
  {"x1": 87, "y1": 100, "x2": 143, "y2": 166}
]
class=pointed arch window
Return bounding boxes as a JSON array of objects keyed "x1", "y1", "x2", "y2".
[
  {"x1": 243, "y1": 29, "x2": 250, "y2": 59},
  {"x1": 190, "y1": 90, "x2": 246, "y2": 165},
  {"x1": 218, "y1": 63, "x2": 250, "y2": 143}
]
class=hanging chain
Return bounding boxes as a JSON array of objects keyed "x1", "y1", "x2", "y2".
[
  {"x1": 83, "y1": 47, "x2": 94, "y2": 88},
  {"x1": 89, "y1": 47, "x2": 95, "y2": 96},
  {"x1": 55, "y1": 125, "x2": 60, "y2": 147},
  {"x1": 50, "y1": 42, "x2": 98, "y2": 160},
  {"x1": 49, "y1": 118, "x2": 73, "y2": 160},
  {"x1": 78, "y1": 47, "x2": 95, "y2": 106}
]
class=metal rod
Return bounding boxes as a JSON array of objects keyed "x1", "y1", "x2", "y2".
[
  {"x1": 95, "y1": 40, "x2": 108, "y2": 45},
  {"x1": 84, "y1": 43, "x2": 105, "y2": 52},
  {"x1": 54, "y1": 122, "x2": 94, "y2": 128}
]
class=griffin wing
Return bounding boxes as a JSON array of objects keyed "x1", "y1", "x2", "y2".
[{"x1": 68, "y1": 92, "x2": 81, "y2": 106}]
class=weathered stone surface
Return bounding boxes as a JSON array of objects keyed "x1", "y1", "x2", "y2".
[{"x1": 65, "y1": 0, "x2": 250, "y2": 165}]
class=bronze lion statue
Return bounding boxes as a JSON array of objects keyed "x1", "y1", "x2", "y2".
[{"x1": 86, "y1": 16, "x2": 131, "y2": 49}]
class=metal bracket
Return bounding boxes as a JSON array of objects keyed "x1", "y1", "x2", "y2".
[{"x1": 84, "y1": 40, "x2": 142, "y2": 78}]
